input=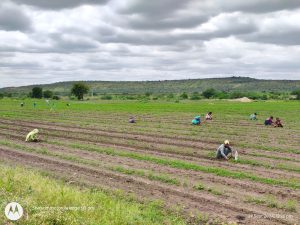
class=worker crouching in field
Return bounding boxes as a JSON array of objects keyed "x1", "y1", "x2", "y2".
[
  {"x1": 216, "y1": 140, "x2": 237, "y2": 160},
  {"x1": 129, "y1": 117, "x2": 136, "y2": 123},
  {"x1": 274, "y1": 118, "x2": 283, "y2": 127},
  {"x1": 192, "y1": 116, "x2": 201, "y2": 125},
  {"x1": 264, "y1": 116, "x2": 274, "y2": 126},
  {"x1": 25, "y1": 129, "x2": 39, "y2": 142},
  {"x1": 250, "y1": 113, "x2": 257, "y2": 120},
  {"x1": 206, "y1": 112, "x2": 213, "y2": 120}
]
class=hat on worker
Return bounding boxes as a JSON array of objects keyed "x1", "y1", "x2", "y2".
[{"x1": 224, "y1": 140, "x2": 230, "y2": 145}]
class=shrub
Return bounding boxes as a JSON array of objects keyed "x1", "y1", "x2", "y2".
[
  {"x1": 43, "y1": 90, "x2": 53, "y2": 99},
  {"x1": 101, "y1": 95, "x2": 112, "y2": 100},
  {"x1": 180, "y1": 92, "x2": 188, "y2": 99},
  {"x1": 167, "y1": 93, "x2": 174, "y2": 99},
  {"x1": 202, "y1": 88, "x2": 216, "y2": 99},
  {"x1": 52, "y1": 95, "x2": 60, "y2": 100},
  {"x1": 190, "y1": 92, "x2": 201, "y2": 100},
  {"x1": 291, "y1": 89, "x2": 300, "y2": 100}
]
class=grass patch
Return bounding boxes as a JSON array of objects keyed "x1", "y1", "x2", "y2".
[
  {"x1": 244, "y1": 195, "x2": 297, "y2": 212},
  {"x1": 194, "y1": 183, "x2": 205, "y2": 191},
  {"x1": 0, "y1": 162, "x2": 187, "y2": 225}
]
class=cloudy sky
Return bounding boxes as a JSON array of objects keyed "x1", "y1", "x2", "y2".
[{"x1": 0, "y1": 0, "x2": 300, "y2": 87}]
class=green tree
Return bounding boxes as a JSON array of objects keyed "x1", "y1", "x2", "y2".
[
  {"x1": 43, "y1": 90, "x2": 53, "y2": 99},
  {"x1": 71, "y1": 82, "x2": 90, "y2": 100},
  {"x1": 202, "y1": 88, "x2": 216, "y2": 99},
  {"x1": 31, "y1": 87, "x2": 43, "y2": 99}
]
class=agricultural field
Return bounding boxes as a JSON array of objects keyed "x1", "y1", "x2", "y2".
[{"x1": 0, "y1": 98, "x2": 299, "y2": 224}]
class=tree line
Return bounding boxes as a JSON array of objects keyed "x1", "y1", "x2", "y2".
[{"x1": 1, "y1": 82, "x2": 299, "y2": 100}]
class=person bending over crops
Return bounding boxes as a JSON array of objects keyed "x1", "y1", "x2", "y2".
[
  {"x1": 129, "y1": 116, "x2": 136, "y2": 123},
  {"x1": 192, "y1": 116, "x2": 201, "y2": 125},
  {"x1": 264, "y1": 116, "x2": 273, "y2": 126},
  {"x1": 206, "y1": 112, "x2": 213, "y2": 120},
  {"x1": 250, "y1": 113, "x2": 257, "y2": 120},
  {"x1": 25, "y1": 129, "x2": 39, "y2": 142},
  {"x1": 274, "y1": 118, "x2": 283, "y2": 127},
  {"x1": 216, "y1": 140, "x2": 233, "y2": 160}
]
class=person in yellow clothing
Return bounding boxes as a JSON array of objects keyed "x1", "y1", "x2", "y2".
[{"x1": 25, "y1": 129, "x2": 39, "y2": 142}]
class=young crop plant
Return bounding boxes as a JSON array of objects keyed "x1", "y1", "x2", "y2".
[
  {"x1": 112, "y1": 166, "x2": 180, "y2": 186},
  {"x1": 244, "y1": 195, "x2": 298, "y2": 212},
  {"x1": 194, "y1": 183, "x2": 225, "y2": 196}
]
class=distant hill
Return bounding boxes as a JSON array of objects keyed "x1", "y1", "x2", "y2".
[{"x1": 1, "y1": 77, "x2": 300, "y2": 95}]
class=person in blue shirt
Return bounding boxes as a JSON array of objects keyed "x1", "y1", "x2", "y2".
[{"x1": 192, "y1": 116, "x2": 201, "y2": 125}]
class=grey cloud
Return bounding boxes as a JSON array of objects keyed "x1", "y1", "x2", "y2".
[
  {"x1": 1, "y1": 0, "x2": 300, "y2": 88},
  {"x1": 177, "y1": 14, "x2": 258, "y2": 42},
  {"x1": 118, "y1": 0, "x2": 300, "y2": 31},
  {"x1": 0, "y1": 4, "x2": 32, "y2": 31},
  {"x1": 51, "y1": 34, "x2": 99, "y2": 53},
  {"x1": 98, "y1": 31, "x2": 177, "y2": 46},
  {"x1": 96, "y1": 13, "x2": 257, "y2": 46},
  {"x1": 242, "y1": 29, "x2": 300, "y2": 46},
  {"x1": 119, "y1": 0, "x2": 192, "y2": 16},
  {"x1": 117, "y1": 0, "x2": 211, "y2": 31},
  {"x1": 11, "y1": 0, "x2": 109, "y2": 9},
  {"x1": 126, "y1": 14, "x2": 208, "y2": 30},
  {"x1": 0, "y1": 61, "x2": 41, "y2": 69},
  {"x1": 0, "y1": 52, "x2": 15, "y2": 57},
  {"x1": 216, "y1": 0, "x2": 300, "y2": 13}
]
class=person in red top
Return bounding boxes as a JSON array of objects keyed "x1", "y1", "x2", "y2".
[{"x1": 274, "y1": 118, "x2": 283, "y2": 127}]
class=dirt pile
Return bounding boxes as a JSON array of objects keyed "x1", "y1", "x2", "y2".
[{"x1": 230, "y1": 97, "x2": 253, "y2": 102}]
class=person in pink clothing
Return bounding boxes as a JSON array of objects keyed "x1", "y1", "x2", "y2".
[{"x1": 206, "y1": 112, "x2": 213, "y2": 120}]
